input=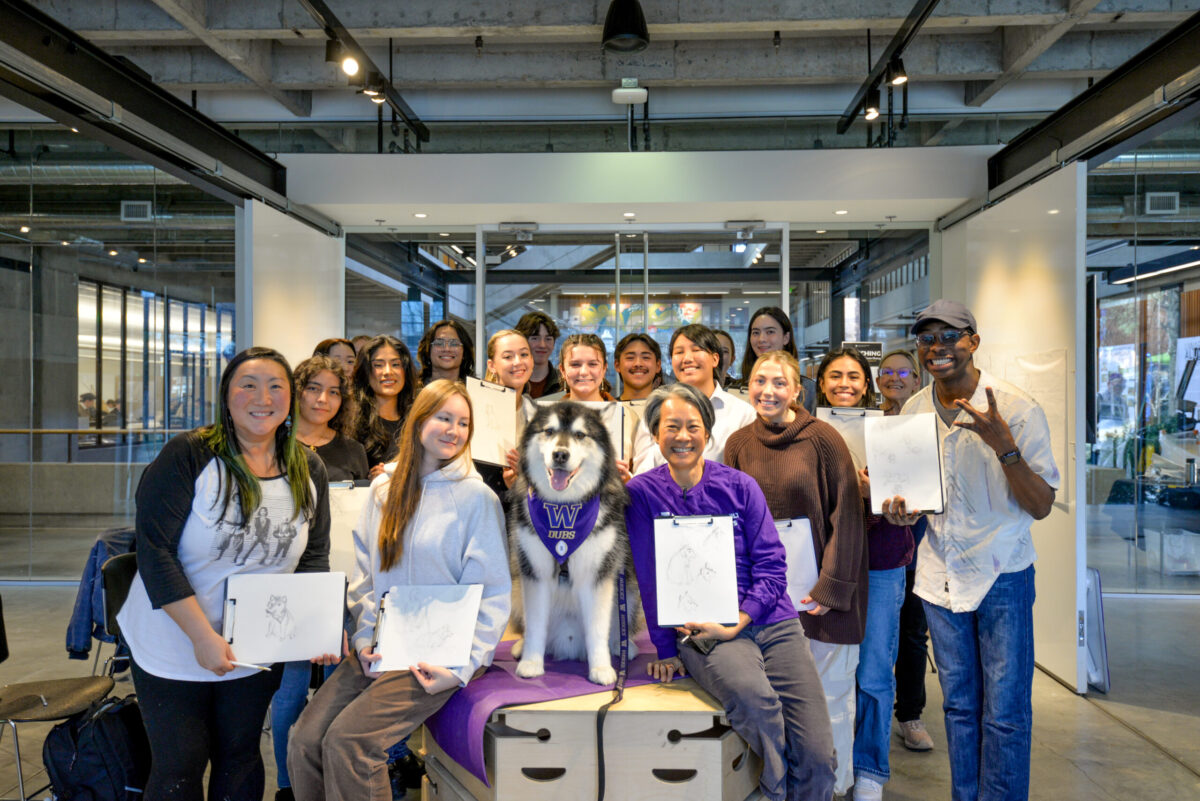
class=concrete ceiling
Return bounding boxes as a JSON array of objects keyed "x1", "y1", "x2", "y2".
[{"x1": 20, "y1": 0, "x2": 1200, "y2": 141}]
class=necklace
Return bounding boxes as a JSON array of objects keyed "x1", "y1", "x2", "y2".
[{"x1": 297, "y1": 429, "x2": 335, "y2": 452}]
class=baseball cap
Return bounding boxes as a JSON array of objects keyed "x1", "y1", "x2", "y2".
[{"x1": 912, "y1": 299, "x2": 977, "y2": 335}]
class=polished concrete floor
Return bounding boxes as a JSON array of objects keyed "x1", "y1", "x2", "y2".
[{"x1": 2, "y1": 587, "x2": 1197, "y2": 799}]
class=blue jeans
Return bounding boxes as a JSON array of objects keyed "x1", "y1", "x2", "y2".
[
  {"x1": 924, "y1": 566, "x2": 1036, "y2": 801},
  {"x1": 852, "y1": 567, "x2": 906, "y2": 784},
  {"x1": 272, "y1": 661, "x2": 340, "y2": 788}
]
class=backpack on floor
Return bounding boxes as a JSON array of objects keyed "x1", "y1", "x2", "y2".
[{"x1": 43, "y1": 694, "x2": 151, "y2": 801}]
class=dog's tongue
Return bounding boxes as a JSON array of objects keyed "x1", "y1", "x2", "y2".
[{"x1": 550, "y1": 469, "x2": 572, "y2": 491}]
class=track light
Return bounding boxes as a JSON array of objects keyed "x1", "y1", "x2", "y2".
[
  {"x1": 864, "y1": 85, "x2": 881, "y2": 121},
  {"x1": 602, "y1": 0, "x2": 649, "y2": 53},
  {"x1": 362, "y1": 71, "x2": 387, "y2": 97},
  {"x1": 325, "y1": 40, "x2": 359, "y2": 76},
  {"x1": 370, "y1": 94, "x2": 386, "y2": 104},
  {"x1": 887, "y1": 57, "x2": 907, "y2": 86}
]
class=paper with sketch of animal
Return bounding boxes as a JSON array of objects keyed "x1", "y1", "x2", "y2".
[
  {"x1": 222, "y1": 572, "x2": 346, "y2": 664},
  {"x1": 816, "y1": 406, "x2": 883, "y2": 470},
  {"x1": 465, "y1": 377, "x2": 521, "y2": 466},
  {"x1": 653, "y1": 516, "x2": 739, "y2": 626},
  {"x1": 328, "y1": 483, "x2": 370, "y2": 578},
  {"x1": 371, "y1": 584, "x2": 484, "y2": 672},
  {"x1": 775, "y1": 518, "x2": 819, "y2": 612},
  {"x1": 864, "y1": 412, "x2": 945, "y2": 515}
]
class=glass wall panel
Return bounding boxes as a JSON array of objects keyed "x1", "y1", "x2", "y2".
[{"x1": 1086, "y1": 119, "x2": 1200, "y2": 594}]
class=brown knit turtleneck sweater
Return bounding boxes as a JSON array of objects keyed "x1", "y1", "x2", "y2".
[{"x1": 725, "y1": 407, "x2": 868, "y2": 645}]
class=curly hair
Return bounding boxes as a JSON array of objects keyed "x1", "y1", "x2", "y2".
[
  {"x1": 293, "y1": 354, "x2": 357, "y2": 433},
  {"x1": 416, "y1": 319, "x2": 475, "y2": 384},
  {"x1": 349, "y1": 335, "x2": 418, "y2": 460}
]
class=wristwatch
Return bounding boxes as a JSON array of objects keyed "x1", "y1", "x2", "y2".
[{"x1": 999, "y1": 448, "x2": 1022, "y2": 466}]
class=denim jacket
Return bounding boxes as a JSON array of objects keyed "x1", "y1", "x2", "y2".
[{"x1": 66, "y1": 527, "x2": 135, "y2": 660}]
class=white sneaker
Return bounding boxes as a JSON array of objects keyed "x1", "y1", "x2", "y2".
[
  {"x1": 854, "y1": 776, "x2": 884, "y2": 801},
  {"x1": 898, "y1": 718, "x2": 935, "y2": 751}
]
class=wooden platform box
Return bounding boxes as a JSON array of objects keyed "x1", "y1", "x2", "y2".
[{"x1": 424, "y1": 679, "x2": 762, "y2": 801}]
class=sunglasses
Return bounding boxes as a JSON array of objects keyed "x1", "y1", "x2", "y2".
[{"x1": 914, "y1": 329, "x2": 970, "y2": 347}]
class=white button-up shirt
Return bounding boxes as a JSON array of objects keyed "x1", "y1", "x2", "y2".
[
  {"x1": 904, "y1": 369, "x2": 1060, "y2": 613},
  {"x1": 631, "y1": 385, "x2": 757, "y2": 474}
]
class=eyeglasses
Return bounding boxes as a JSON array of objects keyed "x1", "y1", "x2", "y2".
[
  {"x1": 878, "y1": 368, "x2": 914, "y2": 379},
  {"x1": 432, "y1": 339, "x2": 463, "y2": 349},
  {"x1": 914, "y1": 329, "x2": 969, "y2": 347}
]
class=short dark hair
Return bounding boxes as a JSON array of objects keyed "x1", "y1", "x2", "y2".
[
  {"x1": 668, "y1": 324, "x2": 722, "y2": 385},
  {"x1": 515, "y1": 311, "x2": 560, "y2": 341},
  {"x1": 313, "y1": 338, "x2": 355, "y2": 358},
  {"x1": 615, "y1": 332, "x2": 664, "y2": 391},
  {"x1": 643, "y1": 383, "x2": 715, "y2": 439},
  {"x1": 416, "y1": 319, "x2": 475, "y2": 383},
  {"x1": 816, "y1": 346, "x2": 877, "y2": 408}
]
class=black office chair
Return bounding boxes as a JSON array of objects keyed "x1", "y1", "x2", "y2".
[
  {"x1": 0, "y1": 607, "x2": 114, "y2": 800},
  {"x1": 99, "y1": 553, "x2": 139, "y2": 676}
]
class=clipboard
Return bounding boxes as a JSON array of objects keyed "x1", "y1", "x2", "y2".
[
  {"x1": 864, "y1": 412, "x2": 946, "y2": 515},
  {"x1": 465, "y1": 377, "x2": 521, "y2": 466},
  {"x1": 653, "y1": 515, "x2": 739, "y2": 626},
  {"x1": 222, "y1": 572, "x2": 346, "y2": 664},
  {"x1": 815, "y1": 406, "x2": 884, "y2": 470},
  {"x1": 370, "y1": 584, "x2": 483, "y2": 672},
  {"x1": 775, "y1": 518, "x2": 818, "y2": 611},
  {"x1": 328, "y1": 482, "x2": 370, "y2": 578}
]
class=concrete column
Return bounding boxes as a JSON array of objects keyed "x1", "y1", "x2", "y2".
[{"x1": 235, "y1": 201, "x2": 345, "y2": 368}]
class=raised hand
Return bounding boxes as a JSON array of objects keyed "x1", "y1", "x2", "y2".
[{"x1": 953, "y1": 387, "x2": 1017, "y2": 456}]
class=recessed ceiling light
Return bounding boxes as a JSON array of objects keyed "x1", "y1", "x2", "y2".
[
  {"x1": 19, "y1": 225, "x2": 30, "y2": 233},
  {"x1": 413, "y1": 212, "x2": 428, "y2": 219},
  {"x1": 834, "y1": 210, "x2": 848, "y2": 215},
  {"x1": 70, "y1": 127, "x2": 79, "y2": 133},
  {"x1": 138, "y1": 257, "x2": 147, "y2": 263},
  {"x1": 1047, "y1": 209, "x2": 1059, "y2": 215},
  {"x1": 815, "y1": 229, "x2": 826, "y2": 234},
  {"x1": 61, "y1": 240, "x2": 69, "y2": 246},
  {"x1": 623, "y1": 212, "x2": 636, "y2": 218},
  {"x1": 438, "y1": 232, "x2": 450, "y2": 237},
  {"x1": 108, "y1": 250, "x2": 118, "y2": 256}
]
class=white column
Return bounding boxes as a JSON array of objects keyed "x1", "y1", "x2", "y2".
[{"x1": 234, "y1": 200, "x2": 346, "y2": 368}]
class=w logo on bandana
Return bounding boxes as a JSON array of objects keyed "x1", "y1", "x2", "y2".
[{"x1": 527, "y1": 490, "x2": 602, "y2": 564}]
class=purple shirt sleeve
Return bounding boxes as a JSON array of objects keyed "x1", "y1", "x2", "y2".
[
  {"x1": 625, "y1": 481, "x2": 678, "y2": 660},
  {"x1": 736, "y1": 475, "x2": 793, "y2": 622}
]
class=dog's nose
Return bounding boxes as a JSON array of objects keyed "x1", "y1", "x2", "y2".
[{"x1": 552, "y1": 448, "x2": 570, "y2": 465}]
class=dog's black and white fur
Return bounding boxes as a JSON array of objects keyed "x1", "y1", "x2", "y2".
[{"x1": 507, "y1": 402, "x2": 643, "y2": 685}]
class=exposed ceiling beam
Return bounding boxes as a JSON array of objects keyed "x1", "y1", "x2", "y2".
[
  {"x1": 144, "y1": 0, "x2": 311, "y2": 116},
  {"x1": 964, "y1": 0, "x2": 1105, "y2": 108},
  {"x1": 922, "y1": 117, "x2": 964, "y2": 146},
  {"x1": 836, "y1": 0, "x2": 946, "y2": 135}
]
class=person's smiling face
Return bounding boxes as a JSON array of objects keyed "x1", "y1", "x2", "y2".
[
  {"x1": 227, "y1": 359, "x2": 291, "y2": 443},
  {"x1": 914, "y1": 322, "x2": 978, "y2": 385},
  {"x1": 527, "y1": 325, "x2": 556, "y2": 368},
  {"x1": 298, "y1": 369, "x2": 342, "y2": 428},
  {"x1": 877, "y1": 354, "x2": 920, "y2": 407},
  {"x1": 750, "y1": 314, "x2": 790, "y2": 356},
  {"x1": 562, "y1": 344, "x2": 605, "y2": 400},
  {"x1": 748, "y1": 360, "x2": 800, "y2": 425},
  {"x1": 368, "y1": 345, "x2": 405, "y2": 399},
  {"x1": 820, "y1": 355, "x2": 868, "y2": 407},
  {"x1": 488, "y1": 333, "x2": 533, "y2": 389},
  {"x1": 419, "y1": 393, "x2": 472, "y2": 465},
  {"x1": 655, "y1": 396, "x2": 708, "y2": 475},
  {"x1": 671, "y1": 335, "x2": 717, "y2": 392},
  {"x1": 618, "y1": 340, "x2": 659, "y2": 393},
  {"x1": 429, "y1": 325, "x2": 464, "y2": 372}
]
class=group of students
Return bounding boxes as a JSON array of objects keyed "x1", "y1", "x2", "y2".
[{"x1": 116, "y1": 299, "x2": 1057, "y2": 801}]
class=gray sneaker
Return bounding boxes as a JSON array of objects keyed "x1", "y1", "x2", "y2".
[{"x1": 898, "y1": 719, "x2": 934, "y2": 751}]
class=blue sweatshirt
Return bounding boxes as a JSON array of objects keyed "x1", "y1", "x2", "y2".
[{"x1": 626, "y1": 461, "x2": 797, "y2": 659}]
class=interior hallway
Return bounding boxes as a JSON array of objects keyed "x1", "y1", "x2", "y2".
[{"x1": 1, "y1": 588, "x2": 1197, "y2": 799}]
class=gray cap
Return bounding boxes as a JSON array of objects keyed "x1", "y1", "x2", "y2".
[{"x1": 912, "y1": 299, "x2": 977, "y2": 335}]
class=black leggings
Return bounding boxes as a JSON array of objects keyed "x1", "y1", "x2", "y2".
[
  {"x1": 893, "y1": 568, "x2": 930, "y2": 722},
  {"x1": 131, "y1": 659, "x2": 282, "y2": 801}
]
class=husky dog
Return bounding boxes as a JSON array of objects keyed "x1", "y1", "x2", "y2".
[
  {"x1": 508, "y1": 402, "x2": 642, "y2": 685},
  {"x1": 265, "y1": 594, "x2": 296, "y2": 641}
]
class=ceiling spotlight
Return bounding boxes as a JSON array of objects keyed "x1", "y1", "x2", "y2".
[
  {"x1": 887, "y1": 57, "x2": 908, "y2": 86},
  {"x1": 362, "y1": 72, "x2": 384, "y2": 96},
  {"x1": 864, "y1": 85, "x2": 881, "y2": 121},
  {"x1": 834, "y1": 209, "x2": 848, "y2": 215},
  {"x1": 414, "y1": 212, "x2": 428, "y2": 219},
  {"x1": 325, "y1": 40, "x2": 359, "y2": 76},
  {"x1": 438, "y1": 232, "x2": 450, "y2": 237},
  {"x1": 602, "y1": 0, "x2": 649, "y2": 53},
  {"x1": 61, "y1": 240, "x2": 69, "y2": 246},
  {"x1": 138, "y1": 257, "x2": 147, "y2": 263},
  {"x1": 108, "y1": 250, "x2": 118, "y2": 256},
  {"x1": 815, "y1": 229, "x2": 827, "y2": 234},
  {"x1": 19, "y1": 225, "x2": 30, "y2": 233},
  {"x1": 623, "y1": 212, "x2": 636, "y2": 218},
  {"x1": 369, "y1": 95, "x2": 386, "y2": 104},
  {"x1": 1047, "y1": 209, "x2": 1060, "y2": 215}
]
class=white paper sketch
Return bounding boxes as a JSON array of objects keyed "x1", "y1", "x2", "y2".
[
  {"x1": 328, "y1": 484, "x2": 370, "y2": 578},
  {"x1": 533, "y1": 399, "x2": 628, "y2": 459},
  {"x1": 653, "y1": 516, "x2": 739, "y2": 626},
  {"x1": 864, "y1": 413, "x2": 945, "y2": 515},
  {"x1": 371, "y1": 584, "x2": 484, "y2": 672},
  {"x1": 222, "y1": 572, "x2": 346, "y2": 664},
  {"x1": 775, "y1": 518, "x2": 818, "y2": 612},
  {"x1": 465, "y1": 377, "x2": 521, "y2": 466},
  {"x1": 816, "y1": 407, "x2": 883, "y2": 470}
]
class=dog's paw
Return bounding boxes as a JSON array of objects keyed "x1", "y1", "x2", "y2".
[
  {"x1": 588, "y1": 664, "x2": 617, "y2": 686},
  {"x1": 510, "y1": 638, "x2": 524, "y2": 660},
  {"x1": 515, "y1": 657, "x2": 545, "y2": 679}
]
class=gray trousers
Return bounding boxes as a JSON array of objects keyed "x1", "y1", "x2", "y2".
[
  {"x1": 677, "y1": 617, "x2": 837, "y2": 801},
  {"x1": 287, "y1": 658, "x2": 458, "y2": 801}
]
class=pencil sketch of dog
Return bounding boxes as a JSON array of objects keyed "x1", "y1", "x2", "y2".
[
  {"x1": 265, "y1": 594, "x2": 296, "y2": 641},
  {"x1": 508, "y1": 402, "x2": 643, "y2": 685}
]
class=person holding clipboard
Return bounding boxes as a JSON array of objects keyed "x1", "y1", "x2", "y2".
[
  {"x1": 625, "y1": 383, "x2": 836, "y2": 801},
  {"x1": 116, "y1": 347, "x2": 333, "y2": 801},
  {"x1": 288, "y1": 380, "x2": 511, "y2": 801}
]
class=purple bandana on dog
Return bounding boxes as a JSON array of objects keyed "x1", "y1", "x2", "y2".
[{"x1": 526, "y1": 490, "x2": 601, "y2": 564}]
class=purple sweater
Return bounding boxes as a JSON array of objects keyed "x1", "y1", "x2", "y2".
[{"x1": 626, "y1": 461, "x2": 797, "y2": 660}]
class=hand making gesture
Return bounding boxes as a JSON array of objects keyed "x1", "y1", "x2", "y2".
[{"x1": 952, "y1": 386, "x2": 1017, "y2": 457}]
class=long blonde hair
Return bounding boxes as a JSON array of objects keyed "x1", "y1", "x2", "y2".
[
  {"x1": 376, "y1": 380, "x2": 475, "y2": 571},
  {"x1": 748, "y1": 350, "x2": 806, "y2": 412}
]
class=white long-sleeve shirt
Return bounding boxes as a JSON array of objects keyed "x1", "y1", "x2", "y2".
[
  {"x1": 349, "y1": 456, "x2": 512, "y2": 686},
  {"x1": 631, "y1": 385, "x2": 757, "y2": 474}
]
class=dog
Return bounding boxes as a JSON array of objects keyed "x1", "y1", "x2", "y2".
[
  {"x1": 507, "y1": 401, "x2": 642, "y2": 685},
  {"x1": 264, "y1": 594, "x2": 296, "y2": 641}
]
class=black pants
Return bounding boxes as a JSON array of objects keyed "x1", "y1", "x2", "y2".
[
  {"x1": 131, "y1": 659, "x2": 282, "y2": 801},
  {"x1": 893, "y1": 568, "x2": 929, "y2": 723}
]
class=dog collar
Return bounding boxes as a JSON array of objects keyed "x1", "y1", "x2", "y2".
[{"x1": 526, "y1": 491, "x2": 602, "y2": 564}]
